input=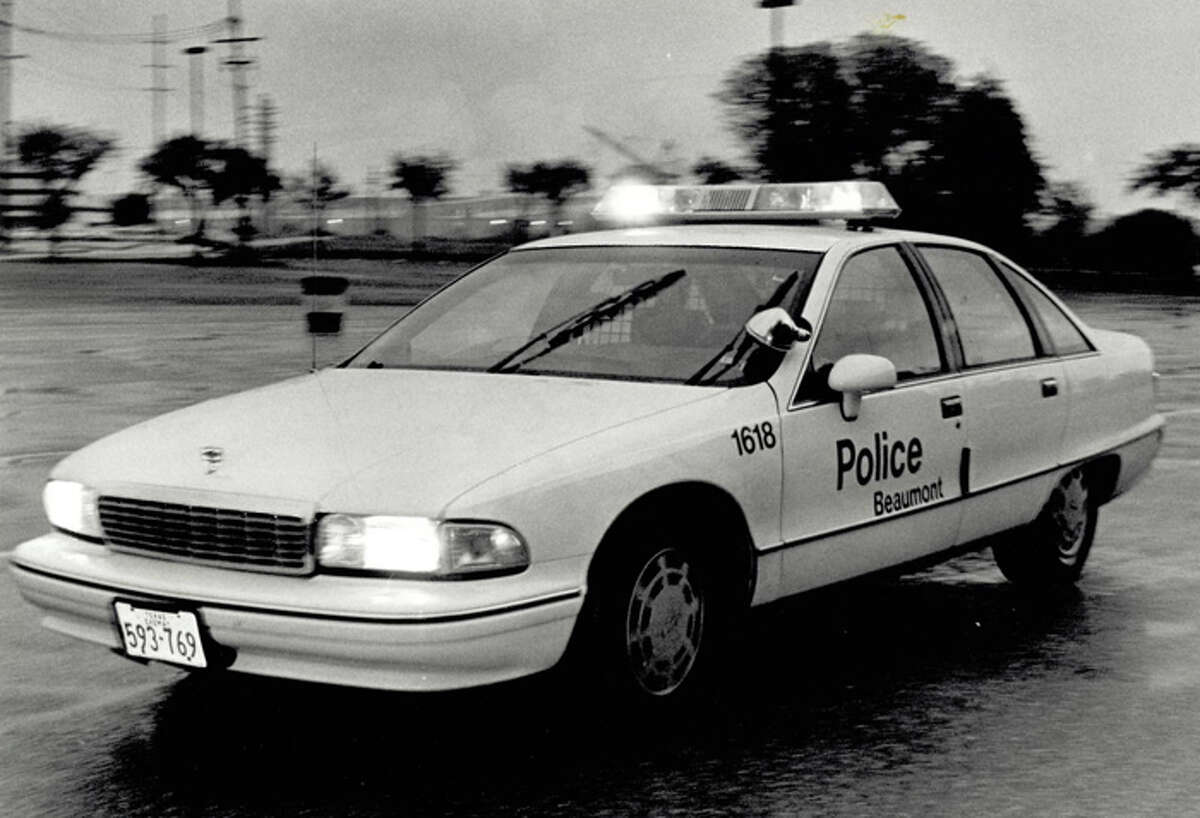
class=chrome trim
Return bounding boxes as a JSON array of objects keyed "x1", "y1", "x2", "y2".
[
  {"x1": 787, "y1": 350, "x2": 1103, "y2": 412},
  {"x1": 8, "y1": 560, "x2": 584, "y2": 625}
]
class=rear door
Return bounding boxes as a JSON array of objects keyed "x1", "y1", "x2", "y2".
[{"x1": 912, "y1": 244, "x2": 1069, "y2": 544}]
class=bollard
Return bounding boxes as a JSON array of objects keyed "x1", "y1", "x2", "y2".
[{"x1": 300, "y1": 275, "x2": 349, "y2": 369}]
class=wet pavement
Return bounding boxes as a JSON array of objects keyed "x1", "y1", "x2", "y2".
[{"x1": 1, "y1": 262, "x2": 1197, "y2": 816}]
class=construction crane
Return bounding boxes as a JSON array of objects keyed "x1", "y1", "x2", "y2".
[{"x1": 583, "y1": 126, "x2": 677, "y2": 183}]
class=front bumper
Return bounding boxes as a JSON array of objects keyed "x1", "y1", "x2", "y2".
[{"x1": 10, "y1": 532, "x2": 585, "y2": 691}]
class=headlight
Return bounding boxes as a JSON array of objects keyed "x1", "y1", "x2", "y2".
[
  {"x1": 315, "y1": 514, "x2": 530, "y2": 578},
  {"x1": 43, "y1": 480, "x2": 103, "y2": 539}
]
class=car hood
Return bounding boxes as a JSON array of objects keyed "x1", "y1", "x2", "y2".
[{"x1": 53, "y1": 368, "x2": 715, "y2": 515}]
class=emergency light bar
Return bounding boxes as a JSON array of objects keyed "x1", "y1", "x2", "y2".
[{"x1": 593, "y1": 180, "x2": 901, "y2": 223}]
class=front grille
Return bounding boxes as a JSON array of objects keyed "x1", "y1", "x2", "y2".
[{"x1": 98, "y1": 496, "x2": 312, "y2": 575}]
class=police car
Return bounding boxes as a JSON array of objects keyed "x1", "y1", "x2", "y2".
[{"x1": 10, "y1": 181, "x2": 1163, "y2": 700}]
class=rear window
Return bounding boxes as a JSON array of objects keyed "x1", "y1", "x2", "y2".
[{"x1": 1000, "y1": 263, "x2": 1094, "y2": 356}]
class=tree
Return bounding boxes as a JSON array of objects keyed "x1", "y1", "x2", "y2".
[
  {"x1": 505, "y1": 160, "x2": 590, "y2": 232},
  {"x1": 1084, "y1": 209, "x2": 1197, "y2": 279},
  {"x1": 1129, "y1": 144, "x2": 1200, "y2": 206},
  {"x1": 112, "y1": 192, "x2": 153, "y2": 226},
  {"x1": 715, "y1": 35, "x2": 1045, "y2": 255},
  {"x1": 391, "y1": 152, "x2": 456, "y2": 248},
  {"x1": 717, "y1": 41, "x2": 856, "y2": 182},
  {"x1": 140, "y1": 135, "x2": 215, "y2": 236},
  {"x1": 141, "y1": 137, "x2": 278, "y2": 245},
  {"x1": 692, "y1": 157, "x2": 745, "y2": 184},
  {"x1": 291, "y1": 161, "x2": 350, "y2": 226},
  {"x1": 1031, "y1": 181, "x2": 1095, "y2": 266},
  {"x1": 905, "y1": 75, "x2": 1044, "y2": 251},
  {"x1": 840, "y1": 34, "x2": 955, "y2": 179},
  {"x1": 18, "y1": 124, "x2": 115, "y2": 245},
  {"x1": 207, "y1": 145, "x2": 280, "y2": 244}
]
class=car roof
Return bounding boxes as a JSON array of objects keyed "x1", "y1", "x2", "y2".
[{"x1": 516, "y1": 222, "x2": 986, "y2": 255}]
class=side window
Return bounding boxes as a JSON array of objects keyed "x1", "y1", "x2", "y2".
[
  {"x1": 1000, "y1": 262, "x2": 1094, "y2": 355},
  {"x1": 811, "y1": 246, "x2": 943, "y2": 383},
  {"x1": 919, "y1": 246, "x2": 1036, "y2": 367}
]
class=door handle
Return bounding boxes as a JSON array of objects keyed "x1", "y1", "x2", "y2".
[
  {"x1": 1041, "y1": 378, "x2": 1059, "y2": 398},
  {"x1": 940, "y1": 395, "x2": 963, "y2": 419}
]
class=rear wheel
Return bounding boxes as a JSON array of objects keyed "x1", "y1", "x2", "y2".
[{"x1": 994, "y1": 467, "x2": 1097, "y2": 586}]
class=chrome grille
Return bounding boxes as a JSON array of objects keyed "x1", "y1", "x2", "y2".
[{"x1": 98, "y1": 496, "x2": 313, "y2": 575}]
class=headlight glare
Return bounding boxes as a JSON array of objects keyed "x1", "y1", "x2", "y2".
[
  {"x1": 316, "y1": 514, "x2": 441, "y2": 573},
  {"x1": 43, "y1": 480, "x2": 103, "y2": 539},
  {"x1": 315, "y1": 514, "x2": 529, "y2": 577}
]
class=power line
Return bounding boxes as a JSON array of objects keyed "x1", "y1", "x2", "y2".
[
  {"x1": 0, "y1": 17, "x2": 225, "y2": 46},
  {"x1": 21, "y1": 57, "x2": 143, "y2": 93}
]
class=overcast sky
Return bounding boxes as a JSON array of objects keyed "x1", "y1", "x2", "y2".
[{"x1": 11, "y1": 0, "x2": 1200, "y2": 219}]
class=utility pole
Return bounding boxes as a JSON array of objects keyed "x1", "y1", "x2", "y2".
[
  {"x1": 183, "y1": 45, "x2": 207, "y2": 136},
  {"x1": 0, "y1": 0, "x2": 14, "y2": 159},
  {"x1": 212, "y1": 0, "x2": 259, "y2": 148},
  {"x1": 145, "y1": 14, "x2": 170, "y2": 148},
  {"x1": 0, "y1": 0, "x2": 27, "y2": 243}
]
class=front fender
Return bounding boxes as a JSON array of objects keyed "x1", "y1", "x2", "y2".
[{"x1": 441, "y1": 385, "x2": 784, "y2": 587}]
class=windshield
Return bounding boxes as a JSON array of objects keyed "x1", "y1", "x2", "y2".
[{"x1": 345, "y1": 246, "x2": 821, "y2": 385}]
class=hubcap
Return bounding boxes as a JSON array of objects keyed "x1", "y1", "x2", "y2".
[
  {"x1": 1049, "y1": 469, "x2": 1089, "y2": 564},
  {"x1": 625, "y1": 548, "x2": 704, "y2": 696}
]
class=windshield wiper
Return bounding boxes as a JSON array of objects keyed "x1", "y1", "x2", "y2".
[
  {"x1": 685, "y1": 270, "x2": 800, "y2": 386},
  {"x1": 488, "y1": 268, "x2": 687, "y2": 374}
]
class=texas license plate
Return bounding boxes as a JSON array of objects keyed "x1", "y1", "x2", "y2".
[{"x1": 114, "y1": 601, "x2": 208, "y2": 668}]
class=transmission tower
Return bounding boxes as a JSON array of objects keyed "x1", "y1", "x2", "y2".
[
  {"x1": 145, "y1": 14, "x2": 171, "y2": 147},
  {"x1": 257, "y1": 94, "x2": 275, "y2": 164},
  {"x1": 212, "y1": 0, "x2": 259, "y2": 148}
]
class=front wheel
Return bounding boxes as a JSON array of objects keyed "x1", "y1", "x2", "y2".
[
  {"x1": 993, "y1": 467, "x2": 1097, "y2": 586},
  {"x1": 569, "y1": 525, "x2": 730, "y2": 702},
  {"x1": 623, "y1": 546, "x2": 706, "y2": 696}
]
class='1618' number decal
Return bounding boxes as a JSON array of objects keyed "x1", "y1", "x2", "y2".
[{"x1": 731, "y1": 422, "x2": 776, "y2": 456}]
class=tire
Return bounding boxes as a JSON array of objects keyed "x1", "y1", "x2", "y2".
[
  {"x1": 993, "y1": 466, "x2": 1098, "y2": 586},
  {"x1": 571, "y1": 521, "x2": 728, "y2": 702}
]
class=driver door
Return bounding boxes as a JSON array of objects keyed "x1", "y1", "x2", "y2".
[{"x1": 777, "y1": 245, "x2": 967, "y2": 595}]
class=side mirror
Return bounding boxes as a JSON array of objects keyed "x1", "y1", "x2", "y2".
[
  {"x1": 745, "y1": 308, "x2": 811, "y2": 352},
  {"x1": 827, "y1": 353, "x2": 897, "y2": 421}
]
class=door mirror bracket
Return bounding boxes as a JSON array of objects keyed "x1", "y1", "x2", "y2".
[{"x1": 745, "y1": 308, "x2": 811, "y2": 352}]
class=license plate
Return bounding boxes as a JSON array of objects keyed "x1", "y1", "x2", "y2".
[{"x1": 114, "y1": 601, "x2": 208, "y2": 668}]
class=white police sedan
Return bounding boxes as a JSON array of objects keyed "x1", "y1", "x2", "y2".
[{"x1": 10, "y1": 182, "x2": 1162, "y2": 700}]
